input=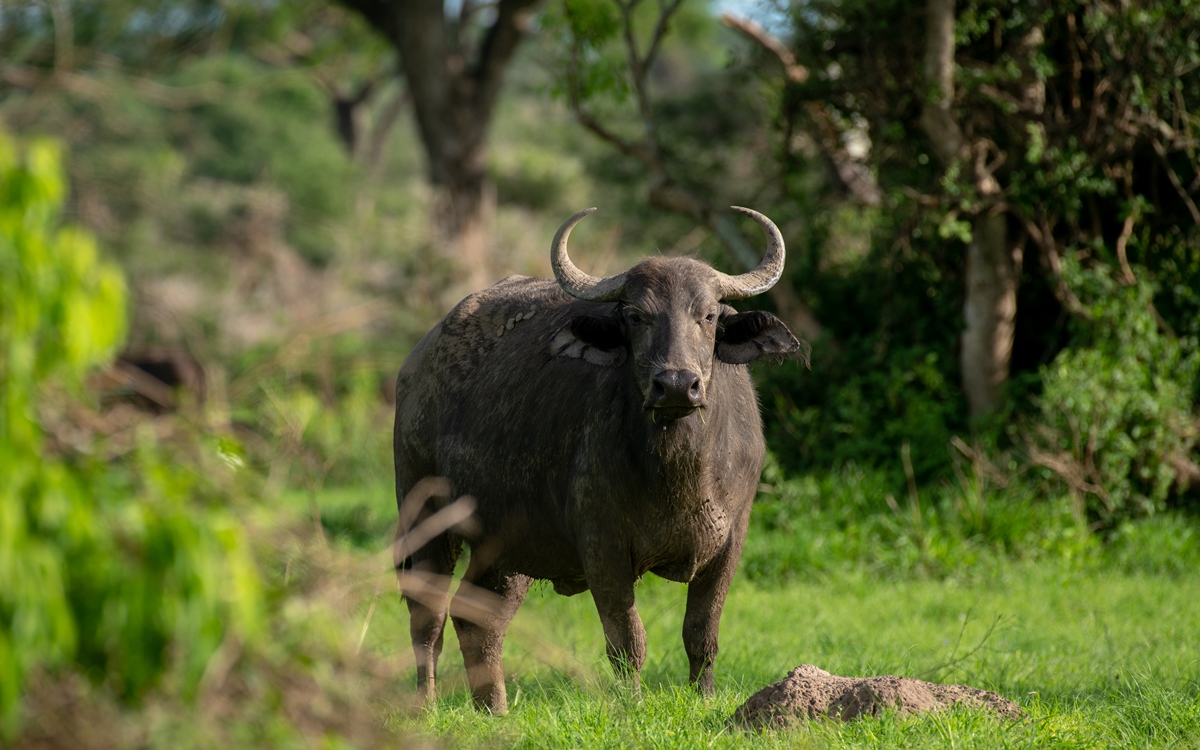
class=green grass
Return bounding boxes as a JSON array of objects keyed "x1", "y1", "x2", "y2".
[
  {"x1": 369, "y1": 569, "x2": 1200, "y2": 748},
  {"x1": 282, "y1": 484, "x2": 1200, "y2": 748}
]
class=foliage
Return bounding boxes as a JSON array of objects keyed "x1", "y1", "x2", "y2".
[
  {"x1": 758, "y1": 211, "x2": 967, "y2": 485},
  {"x1": 0, "y1": 131, "x2": 262, "y2": 736},
  {"x1": 742, "y1": 0, "x2": 1200, "y2": 499},
  {"x1": 741, "y1": 455, "x2": 1099, "y2": 583},
  {"x1": 1026, "y1": 263, "x2": 1200, "y2": 527}
]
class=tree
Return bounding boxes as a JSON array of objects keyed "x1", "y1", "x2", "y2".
[
  {"x1": 335, "y1": 0, "x2": 543, "y2": 291},
  {"x1": 916, "y1": 0, "x2": 1022, "y2": 417},
  {"x1": 763, "y1": 0, "x2": 1200, "y2": 417}
]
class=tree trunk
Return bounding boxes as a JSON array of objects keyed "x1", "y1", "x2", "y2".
[
  {"x1": 918, "y1": 0, "x2": 1021, "y2": 417},
  {"x1": 339, "y1": 0, "x2": 539, "y2": 294},
  {"x1": 961, "y1": 210, "x2": 1020, "y2": 415}
]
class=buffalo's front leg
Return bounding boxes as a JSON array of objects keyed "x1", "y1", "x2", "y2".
[
  {"x1": 451, "y1": 558, "x2": 531, "y2": 713},
  {"x1": 583, "y1": 559, "x2": 646, "y2": 685},
  {"x1": 683, "y1": 514, "x2": 749, "y2": 695}
]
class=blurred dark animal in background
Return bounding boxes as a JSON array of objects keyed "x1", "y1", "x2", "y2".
[{"x1": 94, "y1": 348, "x2": 207, "y2": 412}]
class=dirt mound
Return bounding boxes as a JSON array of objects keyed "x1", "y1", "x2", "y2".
[{"x1": 733, "y1": 664, "x2": 1022, "y2": 729}]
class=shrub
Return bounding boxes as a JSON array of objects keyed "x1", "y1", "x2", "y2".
[
  {"x1": 0, "y1": 131, "x2": 262, "y2": 736},
  {"x1": 1025, "y1": 262, "x2": 1200, "y2": 528}
]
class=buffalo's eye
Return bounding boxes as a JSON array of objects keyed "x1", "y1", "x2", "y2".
[
  {"x1": 703, "y1": 312, "x2": 717, "y2": 324},
  {"x1": 628, "y1": 310, "x2": 644, "y2": 325}
]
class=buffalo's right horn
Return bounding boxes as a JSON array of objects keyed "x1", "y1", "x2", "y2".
[
  {"x1": 712, "y1": 207, "x2": 786, "y2": 300},
  {"x1": 551, "y1": 208, "x2": 628, "y2": 302}
]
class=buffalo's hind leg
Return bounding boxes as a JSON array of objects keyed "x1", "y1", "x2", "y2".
[
  {"x1": 451, "y1": 554, "x2": 531, "y2": 714},
  {"x1": 399, "y1": 529, "x2": 461, "y2": 705}
]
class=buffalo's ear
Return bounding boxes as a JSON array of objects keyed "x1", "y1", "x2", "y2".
[
  {"x1": 549, "y1": 314, "x2": 628, "y2": 366},
  {"x1": 716, "y1": 310, "x2": 810, "y2": 366}
]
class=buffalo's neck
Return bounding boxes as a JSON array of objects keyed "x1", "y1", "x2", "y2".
[{"x1": 639, "y1": 392, "x2": 734, "y2": 508}]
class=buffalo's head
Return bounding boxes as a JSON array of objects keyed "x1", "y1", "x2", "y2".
[{"x1": 550, "y1": 207, "x2": 808, "y2": 422}]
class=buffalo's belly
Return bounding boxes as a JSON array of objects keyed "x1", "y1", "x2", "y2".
[{"x1": 461, "y1": 494, "x2": 590, "y2": 582}]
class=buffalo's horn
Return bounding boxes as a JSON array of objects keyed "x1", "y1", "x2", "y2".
[
  {"x1": 551, "y1": 207, "x2": 628, "y2": 302},
  {"x1": 713, "y1": 207, "x2": 786, "y2": 300}
]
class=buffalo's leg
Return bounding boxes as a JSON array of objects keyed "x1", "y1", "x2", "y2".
[
  {"x1": 586, "y1": 566, "x2": 647, "y2": 685},
  {"x1": 401, "y1": 531, "x2": 461, "y2": 704},
  {"x1": 682, "y1": 519, "x2": 748, "y2": 695},
  {"x1": 451, "y1": 558, "x2": 531, "y2": 713}
]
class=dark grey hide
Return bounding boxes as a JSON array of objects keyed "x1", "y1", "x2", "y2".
[{"x1": 393, "y1": 218, "x2": 806, "y2": 714}]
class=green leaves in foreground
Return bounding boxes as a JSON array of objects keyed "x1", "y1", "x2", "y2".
[{"x1": 0, "y1": 130, "x2": 262, "y2": 736}]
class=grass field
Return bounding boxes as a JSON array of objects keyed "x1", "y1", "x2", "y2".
[
  {"x1": 367, "y1": 571, "x2": 1198, "y2": 748},
  {"x1": 298, "y1": 486, "x2": 1200, "y2": 749}
]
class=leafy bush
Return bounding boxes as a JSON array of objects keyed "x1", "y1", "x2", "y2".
[
  {"x1": 1026, "y1": 263, "x2": 1200, "y2": 527},
  {"x1": 757, "y1": 205, "x2": 968, "y2": 490},
  {"x1": 169, "y1": 56, "x2": 358, "y2": 266},
  {"x1": 0, "y1": 131, "x2": 262, "y2": 736}
]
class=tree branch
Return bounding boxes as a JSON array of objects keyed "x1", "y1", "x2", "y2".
[
  {"x1": 720, "y1": 13, "x2": 808, "y2": 83},
  {"x1": 362, "y1": 83, "x2": 410, "y2": 180},
  {"x1": 721, "y1": 13, "x2": 880, "y2": 207},
  {"x1": 1152, "y1": 138, "x2": 1200, "y2": 227},
  {"x1": 561, "y1": 1, "x2": 825, "y2": 341},
  {"x1": 1016, "y1": 211, "x2": 1090, "y2": 317},
  {"x1": 640, "y1": 0, "x2": 685, "y2": 87},
  {"x1": 472, "y1": 0, "x2": 540, "y2": 114}
]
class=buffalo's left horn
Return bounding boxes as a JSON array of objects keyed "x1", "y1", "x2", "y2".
[
  {"x1": 713, "y1": 207, "x2": 786, "y2": 300},
  {"x1": 551, "y1": 208, "x2": 628, "y2": 302}
]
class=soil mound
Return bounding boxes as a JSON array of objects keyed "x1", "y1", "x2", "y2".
[{"x1": 733, "y1": 664, "x2": 1022, "y2": 729}]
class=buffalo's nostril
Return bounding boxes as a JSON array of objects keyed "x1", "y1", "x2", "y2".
[
  {"x1": 651, "y1": 380, "x2": 666, "y2": 400},
  {"x1": 652, "y1": 369, "x2": 703, "y2": 410}
]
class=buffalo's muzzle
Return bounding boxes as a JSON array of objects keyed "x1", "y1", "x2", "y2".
[{"x1": 650, "y1": 369, "x2": 703, "y2": 417}]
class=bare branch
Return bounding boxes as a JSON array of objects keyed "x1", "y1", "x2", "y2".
[
  {"x1": 1026, "y1": 446, "x2": 1111, "y2": 507},
  {"x1": 720, "y1": 13, "x2": 808, "y2": 83},
  {"x1": 1152, "y1": 138, "x2": 1200, "y2": 227},
  {"x1": 1016, "y1": 212, "x2": 1090, "y2": 318},
  {"x1": 722, "y1": 13, "x2": 879, "y2": 206},
  {"x1": 614, "y1": 0, "x2": 682, "y2": 140},
  {"x1": 362, "y1": 84, "x2": 410, "y2": 180},
  {"x1": 1115, "y1": 162, "x2": 1138, "y2": 284},
  {"x1": 572, "y1": 107, "x2": 658, "y2": 167},
  {"x1": 1115, "y1": 210, "x2": 1137, "y2": 285},
  {"x1": 641, "y1": 0, "x2": 685, "y2": 85},
  {"x1": 472, "y1": 0, "x2": 540, "y2": 113},
  {"x1": 562, "y1": 1, "x2": 826, "y2": 342}
]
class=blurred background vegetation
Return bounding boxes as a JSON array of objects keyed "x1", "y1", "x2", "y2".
[{"x1": 1, "y1": 0, "x2": 1197, "y2": 745}]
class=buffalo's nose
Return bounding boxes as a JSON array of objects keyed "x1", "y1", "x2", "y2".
[{"x1": 651, "y1": 369, "x2": 703, "y2": 409}]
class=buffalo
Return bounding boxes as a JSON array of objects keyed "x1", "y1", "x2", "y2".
[{"x1": 393, "y1": 207, "x2": 807, "y2": 712}]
